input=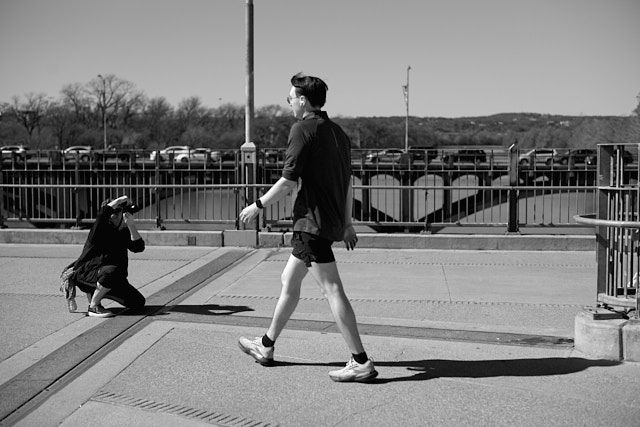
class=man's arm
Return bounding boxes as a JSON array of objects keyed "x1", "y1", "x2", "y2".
[
  {"x1": 343, "y1": 181, "x2": 358, "y2": 250},
  {"x1": 239, "y1": 177, "x2": 297, "y2": 224}
]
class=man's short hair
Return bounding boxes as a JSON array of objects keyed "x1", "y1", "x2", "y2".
[{"x1": 291, "y1": 72, "x2": 328, "y2": 108}]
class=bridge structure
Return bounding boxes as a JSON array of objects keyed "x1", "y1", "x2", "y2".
[{"x1": 0, "y1": 146, "x2": 632, "y2": 233}]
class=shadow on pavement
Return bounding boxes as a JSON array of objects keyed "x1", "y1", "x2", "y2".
[
  {"x1": 268, "y1": 357, "x2": 621, "y2": 384},
  {"x1": 168, "y1": 304, "x2": 255, "y2": 316},
  {"x1": 108, "y1": 304, "x2": 255, "y2": 317},
  {"x1": 369, "y1": 357, "x2": 622, "y2": 383}
]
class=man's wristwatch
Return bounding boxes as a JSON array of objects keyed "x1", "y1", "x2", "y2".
[{"x1": 255, "y1": 199, "x2": 264, "y2": 209}]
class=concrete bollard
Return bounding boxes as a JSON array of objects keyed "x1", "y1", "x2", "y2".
[
  {"x1": 622, "y1": 319, "x2": 640, "y2": 362},
  {"x1": 574, "y1": 310, "x2": 626, "y2": 361}
]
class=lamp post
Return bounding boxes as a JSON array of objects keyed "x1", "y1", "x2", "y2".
[
  {"x1": 403, "y1": 66, "x2": 411, "y2": 152},
  {"x1": 97, "y1": 74, "x2": 107, "y2": 150}
]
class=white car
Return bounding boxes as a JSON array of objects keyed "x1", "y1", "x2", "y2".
[
  {"x1": 174, "y1": 148, "x2": 221, "y2": 163},
  {"x1": 62, "y1": 145, "x2": 93, "y2": 161},
  {"x1": 150, "y1": 146, "x2": 192, "y2": 162},
  {"x1": 366, "y1": 148, "x2": 404, "y2": 163},
  {"x1": 1, "y1": 145, "x2": 29, "y2": 161},
  {"x1": 518, "y1": 148, "x2": 560, "y2": 166}
]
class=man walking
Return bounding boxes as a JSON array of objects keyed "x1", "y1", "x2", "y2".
[{"x1": 237, "y1": 73, "x2": 377, "y2": 382}]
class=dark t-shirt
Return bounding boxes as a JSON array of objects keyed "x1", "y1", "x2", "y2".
[{"x1": 281, "y1": 111, "x2": 352, "y2": 242}]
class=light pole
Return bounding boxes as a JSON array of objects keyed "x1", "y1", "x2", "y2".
[
  {"x1": 403, "y1": 66, "x2": 411, "y2": 151},
  {"x1": 97, "y1": 74, "x2": 107, "y2": 150}
]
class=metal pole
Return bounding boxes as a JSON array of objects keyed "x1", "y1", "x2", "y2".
[
  {"x1": 404, "y1": 66, "x2": 411, "y2": 152},
  {"x1": 240, "y1": 0, "x2": 256, "y2": 233},
  {"x1": 507, "y1": 141, "x2": 519, "y2": 233},
  {"x1": 0, "y1": 156, "x2": 6, "y2": 228},
  {"x1": 245, "y1": 0, "x2": 254, "y2": 145},
  {"x1": 97, "y1": 74, "x2": 107, "y2": 151}
]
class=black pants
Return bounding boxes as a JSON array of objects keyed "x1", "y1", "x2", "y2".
[{"x1": 73, "y1": 265, "x2": 145, "y2": 309}]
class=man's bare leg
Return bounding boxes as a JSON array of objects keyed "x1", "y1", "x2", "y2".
[
  {"x1": 266, "y1": 255, "x2": 308, "y2": 341},
  {"x1": 308, "y1": 261, "x2": 365, "y2": 355}
]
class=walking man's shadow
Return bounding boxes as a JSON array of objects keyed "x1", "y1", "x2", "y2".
[
  {"x1": 273, "y1": 357, "x2": 620, "y2": 384},
  {"x1": 370, "y1": 358, "x2": 621, "y2": 383}
]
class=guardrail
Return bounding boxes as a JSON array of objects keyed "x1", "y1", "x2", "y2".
[{"x1": 1, "y1": 146, "x2": 633, "y2": 233}]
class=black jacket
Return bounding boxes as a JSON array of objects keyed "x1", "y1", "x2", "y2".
[{"x1": 69, "y1": 205, "x2": 144, "y2": 289}]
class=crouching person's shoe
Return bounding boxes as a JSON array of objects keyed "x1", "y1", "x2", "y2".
[
  {"x1": 87, "y1": 304, "x2": 114, "y2": 318},
  {"x1": 329, "y1": 357, "x2": 378, "y2": 382}
]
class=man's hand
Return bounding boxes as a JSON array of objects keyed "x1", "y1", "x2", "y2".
[
  {"x1": 343, "y1": 224, "x2": 358, "y2": 251},
  {"x1": 239, "y1": 203, "x2": 260, "y2": 224}
]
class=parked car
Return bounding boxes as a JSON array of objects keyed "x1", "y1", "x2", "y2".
[
  {"x1": 407, "y1": 146, "x2": 438, "y2": 163},
  {"x1": 150, "y1": 146, "x2": 192, "y2": 162},
  {"x1": 518, "y1": 148, "x2": 559, "y2": 166},
  {"x1": 93, "y1": 145, "x2": 135, "y2": 162},
  {"x1": 263, "y1": 148, "x2": 285, "y2": 164},
  {"x1": 1, "y1": 145, "x2": 29, "y2": 161},
  {"x1": 366, "y1": 148, "x2": 404, "y2": 163},
  {"x1": 442, "y1": 149, "x2": 487, "y2": 165},
  {"x1": 220, "y1": 150, "x2": 237, "y2": 163},
  {"x1": 174, "y1": 148, "x2": 221, "y2": 163},
  {"x1": 555, "y1": 149, "x2": 596, "y2": 165},
  {"x1": 62, "y1": 145, "x2": 92, "y2": 161}
]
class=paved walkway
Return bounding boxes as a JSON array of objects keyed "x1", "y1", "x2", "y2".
[{"x1": 1, "y1": 242, "x2": 639, "y2": 426}]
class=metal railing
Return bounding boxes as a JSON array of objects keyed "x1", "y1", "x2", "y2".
[
  {"x1": 575, "y1": 143, "x2": 640, "y2": 318},
  {"x1": 1, "y1": 146, "x2": 631, "y2": 233}
]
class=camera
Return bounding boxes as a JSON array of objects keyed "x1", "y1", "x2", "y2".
[{"x1": 122, "y1": 203, "x2": 141, "y2": 214}]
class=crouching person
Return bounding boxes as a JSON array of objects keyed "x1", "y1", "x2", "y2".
[{"x1": 69, "y1": 195, "x2": 146, "y2": 318}]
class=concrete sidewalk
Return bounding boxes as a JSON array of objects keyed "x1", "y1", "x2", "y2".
[{"x1": 1, "y1": 241, "x2": 639, "y2": 426}]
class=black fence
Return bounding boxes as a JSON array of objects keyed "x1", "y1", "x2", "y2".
[{"x1": 2, "y1": 145, "x2": 638, "y2": 233}]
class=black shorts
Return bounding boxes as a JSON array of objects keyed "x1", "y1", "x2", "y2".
[{"x1": 291, "y1": 231, "x2": 335, "y2": 267}]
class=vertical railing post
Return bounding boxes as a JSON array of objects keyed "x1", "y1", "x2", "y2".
[
  {"x1": 240, "y1": 142, "x2": 257, "y2": 231},
  {"x1": 73, "y1": 152, "x2": 82, "y2": 228},
  {"x1": 362, "y1": 173, "x2": 371, "y2": 221},
  {"x1": 400, "y1": 154, "x2": 413, "y2": 228},
  {"x1": 442, "y1": 169, "x2": 451, "y2": 223},
  {"x1": 0, "y1": 157, "x2": 6, "y2": 228},
  {"x1": 154, "y1": 150, "x2": 163, "y2": 229},
  {"x1": 507, "y1": 143, "x2": 519, "y2": 233},
  {"x1": 596, "y1": 145, "x2": 612, "y2": 297}
]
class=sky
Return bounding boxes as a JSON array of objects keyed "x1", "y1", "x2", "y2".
[{"x1": 1, "y1": 0, "x2": 639, "y2": 118}]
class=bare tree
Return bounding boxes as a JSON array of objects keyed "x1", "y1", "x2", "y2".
[
  {"x1": 255, "y1": 104, "x2": 292, "y2": 147},
  {"x1": 212, "y1": 102, "x2": 244, "y2": 132},
  {"x1": 11, "y1": 92, "x2": 52, "y2": 146},
  {"x1": 60, "y1": 83, "x2": 92, "y2": 125},
  {"x1": 46, "y1": 102, "x2": 82, "y2": 149},
  {"x1": 90, "y1": 74, "x2": 140, "y2": 147},
  {"x1": 141, "y1": 97, "x2": 176, "y2": 148},
  {"x1": 176, "y1": 96, "x2": 211, "y2": 130}
]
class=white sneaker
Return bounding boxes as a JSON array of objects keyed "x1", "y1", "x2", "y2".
[
  {"x1": 238, "y1": 336, "x2": 274, "y2": 366},
  {"x1": 329, "y1": 357, "x2": 378, "y2": 382}
]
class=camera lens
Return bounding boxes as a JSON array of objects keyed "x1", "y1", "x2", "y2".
[{"x1": 123, "y1": 203, "x2": 141, "y2": 214}]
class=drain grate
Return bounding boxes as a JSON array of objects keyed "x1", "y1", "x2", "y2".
[{"x1": 92, "y1": 390, "x2": 279, "y2": 426}]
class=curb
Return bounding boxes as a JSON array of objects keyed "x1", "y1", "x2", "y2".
[{"x1": 0, "y1": 229, "x2": 595, "y2": 251}]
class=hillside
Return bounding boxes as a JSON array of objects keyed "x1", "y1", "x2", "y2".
[{"x1": 334, "y1": 113, "x2": 638, "y2": 149}]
